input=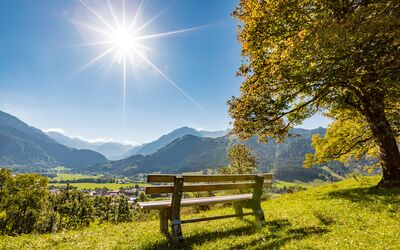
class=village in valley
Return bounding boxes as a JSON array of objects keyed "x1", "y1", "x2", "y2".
[
  {"x1": 45, "y1": 172, "x2": 149, "y2": 203},
  {"x1": 48, "y1": 184, "x2": 145, "y2": 203}
]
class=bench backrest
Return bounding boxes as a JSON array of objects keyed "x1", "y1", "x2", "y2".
[{"x1": 145, "y1": 173, "x2": 273, "y2": 195}]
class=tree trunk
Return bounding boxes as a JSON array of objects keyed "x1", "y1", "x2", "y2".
[{"x1": 363, "y1": 96, "x2": 400, "y2": 188}]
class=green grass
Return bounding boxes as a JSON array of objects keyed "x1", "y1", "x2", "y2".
[
  {"x1": 273, "y1": 180, "x2": 310, "y2": 189},
  {"x1": 322, "y1": 166, "x2": 346, "y2": 181},
  {"x1": 2, "y1": 176, "x2": 400, "y2": 249},
  {"x1": 50, "y1": 173, "x2": 100, "y2": 182},
  {"x1": 49, "y1": 182, "x2": 150, "y2": 190}
]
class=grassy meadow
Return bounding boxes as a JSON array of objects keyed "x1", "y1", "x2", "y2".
[
  {"x1": 50, "y1": 173, "x2": 101, "y2": 181},
  {"x1": 2, "y1": 176, "x2": 399, "y2": 249},
  {"x1": 272, "y1": 179, "x2": 323, "y2": 189}
]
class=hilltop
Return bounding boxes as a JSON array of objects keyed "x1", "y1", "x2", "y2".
[{"x1": 2, "y1": 176, "x2": 399, "y2": 249}]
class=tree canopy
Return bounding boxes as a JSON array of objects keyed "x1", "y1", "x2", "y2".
[
  {"x1": 229, "y1": 0, "x2": 400, "y2": 187},
  {"x1": 219, "y1": 144, "x2": 258, "y2": 174}
]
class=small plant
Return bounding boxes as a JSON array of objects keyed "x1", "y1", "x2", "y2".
[
  {"x1": 137, "y1": 191, "x2": 149, "y2": 202},
  {"x1": 313, "y1": 209, "x2": 335, "y2": 226},
  {"x1": 285, "y1": 185, "x2": 307, "y2": 194}
]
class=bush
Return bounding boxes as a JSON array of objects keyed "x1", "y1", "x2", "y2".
[
  {"x1": 0, "y1": 169, "x2": 140, "y2": 236},
  {"x1": 0, "y1": 172, "x2": 48, "y2": 235}
]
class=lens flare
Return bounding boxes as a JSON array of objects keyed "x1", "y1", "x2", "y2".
[{"x1": 73, "y1": 0, "x2": 217, "y2": 122}]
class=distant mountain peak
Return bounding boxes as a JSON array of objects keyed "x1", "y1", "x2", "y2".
[
  {"x1": 132, "y1": 127, "x2": 228, "y2": 156},
  {"x1": 46, "y1": 131, "x2": 134, "y2": 160}
]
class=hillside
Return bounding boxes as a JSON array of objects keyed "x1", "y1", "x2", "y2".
[
  {"x1": 2, "y1": 176, "x2": 399, "y2": 249},
  {"x1": 91, "y1": 135, "x2": 229, "y2": 175},
  {"x1": 93, "y1": 127, "x2": 349, "y2": 182},
  {"x1": 132, "y1": 135, "x2": 229, "y2": 174},
  {"x1": 0, "y1": 111, "x2": 107, "y2": 171},
  {"x1": 134, "y1": 127, "x2": 228, "y2": 156}
]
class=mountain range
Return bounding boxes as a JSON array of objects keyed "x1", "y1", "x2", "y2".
[
  {"x1": 46, "y1": 131, "x2": 135, "y2": 160},
  {"x1": 0, "y1": 111, "x2": 107, "y2": 172},
  {"x1": 130, "y1": 127, "x2": 229, "y2": 156},
  {"x1": 91, "y1": 127, "x2": 349, "y2": 182},
  {"x1": 47, "y1": 127, "x2": 229, "y2": 160},
  {"x1": 0, "y1": 110, "x2": 348, "y2": 182},
  {"x1": 90, "y1": 135, "x2": 229, "y2": 175}
]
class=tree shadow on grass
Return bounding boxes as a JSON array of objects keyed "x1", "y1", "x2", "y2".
[
  {"x1": 142, "y1": 218, "x2": 328, "y2": 250},
  {"x1": 230, "y1": 222, "x2": 328, "y2": 250},
  {"x1": 142, "y1": 223, "x2": 256, "y2": 250},
  {"x1": 326, "y1": 186, "x2": 400, "y2": 212},
  {"x1": 265, "y1": 218, "x2": 292, "y2": 232}
]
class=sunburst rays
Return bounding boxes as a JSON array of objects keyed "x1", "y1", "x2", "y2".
[{"x1": 73, "y1": 0, "x2": 215, "y2": 122}]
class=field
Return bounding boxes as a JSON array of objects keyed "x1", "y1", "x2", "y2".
[
  {"x1": 2, "y1": 175, "x2": 400, "y2": 249},
  {"x1": 49, "y1": 182, "x2": 149, "y2": 190},
  {"x1": 272, "y1": 179, "x2": 324, "y2": 189},
  {"x1": 49, "y1": 173, "x2": 101, "y2": 182}
]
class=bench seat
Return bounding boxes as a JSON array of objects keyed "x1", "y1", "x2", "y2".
[{"x1": 138, "y1": 193, "x2": 253, "y2": 210}]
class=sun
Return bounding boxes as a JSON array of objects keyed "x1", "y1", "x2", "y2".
[
  {"x1": 73, "y1": 0, "x2": 216, "y2": 122},
  {"x1": 113, "y1": 29, "x2": 137, "y2": 62},
  {"x1": 114, "y1": 31, "x2": 135, "y2": 51}
]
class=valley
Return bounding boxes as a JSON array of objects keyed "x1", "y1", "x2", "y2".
[{"x1": 0, "y1": 110, "x2": 358, "y2": 184}]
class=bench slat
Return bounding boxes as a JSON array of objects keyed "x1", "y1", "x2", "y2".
[
  {"x1": 147, "y1": 173, "x2": 273, "y2": 183},
  {"x1": 145, "y1": 181, "x2": 272, "y2": 194},
  {"x1": 138, "y1": 193, "x2": 253, "y2": 210}
]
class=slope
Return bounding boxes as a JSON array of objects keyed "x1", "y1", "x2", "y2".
[{"x1": 2, "y1": 176, "x2": 399, "y2": 249}]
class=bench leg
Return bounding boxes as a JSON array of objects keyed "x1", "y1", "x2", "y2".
[
  {"x1": 159, "y1": 208, "x2": 170, "y2": 237},
  {"x1": 251, "y1": 202, "x2": 266, "y2": 229},
  {"x1": 171, "y1": 219, "x2": 183, "y2": 245},
  {"x1": 170, "y1": 176, "x2": 184, "y2": 246},
  {"x1": 252, "y1": 175, "x2": 266, "y2": 229},
  {"x1": 234, "y1": 203, "x2": 244, "y2": 219}
]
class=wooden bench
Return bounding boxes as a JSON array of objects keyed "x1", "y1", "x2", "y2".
[{"x1": 138, "y1": 173, "x2": 273, "y2": 245}]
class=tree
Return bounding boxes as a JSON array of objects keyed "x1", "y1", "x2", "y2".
[
  {"x1": 229, "y1": 0, "x2": 400, "y2": 187},
  {"x1": 0, "y1": 169, "x2": 12, "y2": 232},
  {"x1": 114, "y1": 195, "x2": 132, "y2": 223},
  {"x1": 0, "y1": 169, "x2": 11, "y2": 205},
  {"x1": 137, "y1": 191, "x2": 149, "y2": 202},
  {"x1": 220, "y1": 144, "x2": 258, "y2": 174},
  {"x1": 303, "y1": 112, "x2": 382, "y2": 169},
  {"x1": 3, "y1": 173, "x2": 48, "y2": 234},
  {"x1": 54, "y1": 188, "x2": 94, "y2": 229}
]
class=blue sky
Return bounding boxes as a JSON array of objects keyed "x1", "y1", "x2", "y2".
[{"x1": 0, "y1": 0, "x2": 329, "y2": 144}]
